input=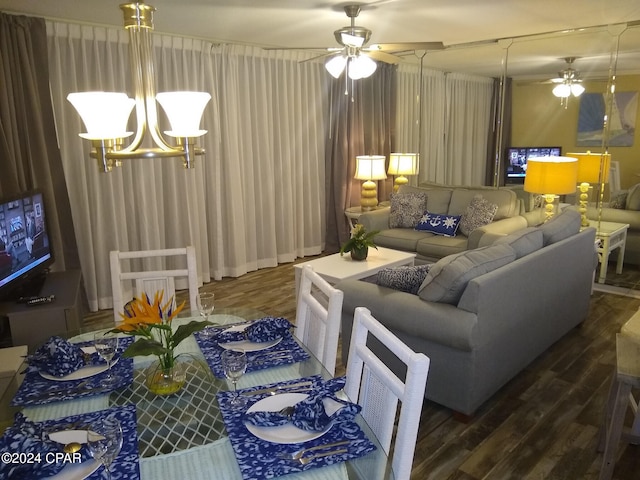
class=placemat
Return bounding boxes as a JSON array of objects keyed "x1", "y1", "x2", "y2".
[
  {"x1": 0, "y1": 404, "x2": 140, "y2": 479},
  {"x1": 195, "y1": 330, "x2": 309, "y2": 378},
  {"x1": 12, "y1": 337, "x2": 134, "y2": 406},
  {"x1": 217, "y1": 375, "x2": 376, "y2": 480}
]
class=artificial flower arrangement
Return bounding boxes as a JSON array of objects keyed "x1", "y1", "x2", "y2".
[
  {"x1": 339, "y1": 223, "x2": 379, "y2": 257},
  {"x1": 111, "y1": 290, "x2": 211, "y2": 372}
]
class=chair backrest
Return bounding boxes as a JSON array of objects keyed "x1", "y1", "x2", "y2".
[
  {"x1": 294, "y1": 264, "x2": 344, "y2": 375},
  {"x1": 110, "y1": 247, "x2": 198, "y2": 324},
  {"x1": 345, "y1": 307, "x2": 430, "y2": 480}
]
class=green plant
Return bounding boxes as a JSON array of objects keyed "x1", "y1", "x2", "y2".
[{"x1": 339, "y1": 223, "x2": 379, "y2": 256}]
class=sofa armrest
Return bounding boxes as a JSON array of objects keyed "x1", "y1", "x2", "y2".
[
  {"x1": 467, "y1": 216, "x2": 529, "y2": 249},
  {"x1": 358, "y1": 208, "x2": 391, "y2": 232},
  {"x1": 588, "y1": 206, "x2": 640, "y2": 230}
]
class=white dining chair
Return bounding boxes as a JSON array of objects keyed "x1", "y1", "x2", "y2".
[
  {"x1": 110, "y1": 246, "x2": 199, "y2": 324},
  {"x1": 345, "y1": 306, "x2": 430, "y2": 480},
  {"x1": 294, "y1": 264, "x2": 344, "y2": 375}
]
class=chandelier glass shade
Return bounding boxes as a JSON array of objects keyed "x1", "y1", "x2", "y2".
[
  {"x1": 325, "y1": 53, "x2": 377, "y2": 79},
  {"x1": 67, "y1": 2, "x2": 211, "y2": 172}
]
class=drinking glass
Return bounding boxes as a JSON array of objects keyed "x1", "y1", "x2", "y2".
[
  {"x1": 221, "y1": 348, "x2": 247, "y2": 409},
  {"x1": 197, "y1": 292, "x2": 216, "y2": 338},
  {"x1": 94, "y1": 332, "x2": 119, "y2": 387},
  {"x1": 87, "y1": 416, "x2": 123, "y2": 480}
]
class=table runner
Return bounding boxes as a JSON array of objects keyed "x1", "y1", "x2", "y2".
[
  {"x1": 195, "y1": 330, "x2": 310, "y2": 378},
  {"x1": 11, "y1": 338, "x2": 134, "y2": 407},
  {"x1": 218, "y1": 375, "x2": 376, "y2": 480}
]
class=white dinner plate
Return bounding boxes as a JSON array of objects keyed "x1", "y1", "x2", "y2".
[
  {"x1": 47, "y1": 430, "x2": 100, "y2": 480},
  {"x1": 244, "y1": 392, "x2": 341, "y2": 444},
  {"x1": 39, "y1": 357, "x2": 120, "y2": 381},
  {"x1": 218, "y1": 324, "x2": 282, "y2": 352}
]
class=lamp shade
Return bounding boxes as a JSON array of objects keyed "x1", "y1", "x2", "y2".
[
  {"x1": 67, "y1": 92, "x2": 135, "y2": 140},
  {"x1": 156, "y1": 91, "x2": 211, "y2": 137},
  {"x1": 388, "y1": 153, "x2": 418, "y2": 176},
  {"x1": 524, "y1": 156, "x2": 578, "y2": 195},
  {"x1": 348, "y1": 55, "x2": 377, "y2": 80},
  {"x1": 355, "y1": 155, "x2": 387, "y2": 180},
  {"x1": 566, "y1": 152, "x2": 611, "y2": 184},
  {"x1": 325, "y1": 55, "x2": 347, "y2": 78}
]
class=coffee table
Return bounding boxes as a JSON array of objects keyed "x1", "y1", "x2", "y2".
[
  {"x1": 589, "y1": 220, "x2": 629, "y2": 284},
  {"x1": 294, "y1": 247, "x2": 416, "y2": 297}
]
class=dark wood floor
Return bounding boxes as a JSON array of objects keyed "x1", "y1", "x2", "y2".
[{"x1": 85, "y1": 257, "x2": 640, "y2": 480}]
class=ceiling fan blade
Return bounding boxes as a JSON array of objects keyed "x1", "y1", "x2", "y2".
[
  {"x1": 364, "y1": 50, "x2": 402, "y2": 64},
  {"x1": 262, "y1": 46, "x2": 342, "y2": 52},
  {"x1": 367, "y1": 42, "x2": 445, "y2": 52},
  {"x1": 299, "y1": 51, "x2": 340, "y2": 64}
]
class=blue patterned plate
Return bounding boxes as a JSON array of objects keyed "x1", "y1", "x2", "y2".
[
  {"x1": 245, "y1": 392, "x2": 342, "y2": 444},
  {"x1": 39, "y1": 357, "x2": 120, "y2": 381},
  {"x1": 218, "y1": 324, "x2": 282, "y2": 352}
]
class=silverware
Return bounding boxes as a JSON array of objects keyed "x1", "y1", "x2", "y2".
[
  {"x1": 255, "y1": 353, "x2": 292, "y2": 365},
  {"x1": 32, "y1": 384, "x2": 110, "y2": 401},
  {"x1": 298, "y1": 448, "x2": 348, "y2": 465},
  {"x1": 278, "y1": 440, "x2": 351, "y2": 460},
  {"x1": 242, "y1": 380, "x2": 313, "y2": 396}
]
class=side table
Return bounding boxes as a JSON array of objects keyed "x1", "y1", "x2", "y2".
[{"x1": 589, "y1": 220, "x2": 629, "y2": 284}]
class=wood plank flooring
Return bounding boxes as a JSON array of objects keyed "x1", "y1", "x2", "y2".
[{"x1": 84, "y1": 256, "x2": 640, "y2": 479}]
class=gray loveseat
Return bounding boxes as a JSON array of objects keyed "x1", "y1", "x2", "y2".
[
  {"x1": 358, "y1": 184, "x2": 527, "y2": 263},
  {"x1": 338, "y1": 209, "x2": 596, "y2": 417}
]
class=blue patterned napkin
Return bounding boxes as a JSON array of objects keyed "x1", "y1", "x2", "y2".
[
  {"x1": 11, "y1": 338, "x2": 134, "y2": 407},
  {"x1": 214, "y1": 317, "x2": 293, "y2": 343},
  {"x1": 218, "y1": 375, "x2": 376, "y2": 480},
  {"x1": 195, "y1": 329, "x2": 309, "y2": 378},
  {"x1": 244, "y1": 377, "x2": 361, "y2": 432},
  {"x1": 0, "y1": 404, "x2": 140, "y2": 480},
  {"x1": 27, "y1": 336, "x2": 86, "y2": 377}
]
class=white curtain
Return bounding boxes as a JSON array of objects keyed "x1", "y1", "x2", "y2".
[
  {"x1": 47, "y1": 21, "x2": 329, "y2": 311},
  {"x1": 396, "y1": 64, "x2": 494, "y2": 186}
]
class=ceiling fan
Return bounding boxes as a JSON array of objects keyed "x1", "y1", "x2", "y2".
[
  {"x1": 268, "y1": 4, "x2": 445, "y2": 79},
  {"x1": 549, "y1": 57, "x2": 585, "y2": 107}
]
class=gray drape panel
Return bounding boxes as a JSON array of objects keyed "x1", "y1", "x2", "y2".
[
  {"x1": 485, "y1": 77, "x2": 513, "y2": 186},
  {"x1": 0, "y1": 13, "x2": 80, "y2": 272},
  {"x1": 325, "y1": 64, "x2": 396, "y2": 252}
]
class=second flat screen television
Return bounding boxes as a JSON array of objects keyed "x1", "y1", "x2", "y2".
[{"x1": 505, "y1": 146, "x2": 562, "y2": 184}]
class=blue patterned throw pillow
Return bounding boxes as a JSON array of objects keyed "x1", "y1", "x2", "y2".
[{"x1": 415, "y1": 211, "x2": 461, "y2": 237}]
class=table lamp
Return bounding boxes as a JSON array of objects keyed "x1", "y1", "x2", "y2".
[
  {"x1": 524, "y1": 156, "x2": 578, "y2": 222},
  {"x1": 387, "y1": 153, "x2": 418, "y2": 192},
  {"x1": 566, "y1": 151, "x2": 611, "y2": 227},
  {"x1": 355, "y1": 155, "x2": 387, "y2": 211}
]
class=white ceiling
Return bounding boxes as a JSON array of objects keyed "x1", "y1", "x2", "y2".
[{"x1": 1, "y1": 0, "x2": 639, "y2": 79}]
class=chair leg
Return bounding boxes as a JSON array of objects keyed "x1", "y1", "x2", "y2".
[{"x1": 599, "y1": 378, "x2": 632, "y2": 480}]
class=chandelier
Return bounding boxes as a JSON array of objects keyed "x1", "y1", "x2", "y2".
[{"x1": 67, "y1": 2, "x2": 211, "y2": 173}]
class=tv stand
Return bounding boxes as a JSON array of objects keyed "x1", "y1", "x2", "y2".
[{"x1": 0, "y1": 270, "x2": 83, "y2": 352}]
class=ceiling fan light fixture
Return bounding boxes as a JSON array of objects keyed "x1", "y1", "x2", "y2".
[
  {"x1": 552, "y1": 83, "x2": 571, "y2": 98},
  {"x1": 325, "y1": 55, "x2": 348, "y2": 78},
  {"x1": 341, "y1": 32, "x2": 365, "y2": 48},
  {"x1": 348, "y1": 55, "x2": 377, "y2": 80},
  {"x1": 571, "y1": 83, "x2": 585, "y2": 97}
]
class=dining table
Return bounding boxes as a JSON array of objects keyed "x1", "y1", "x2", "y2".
[{"x1": 0, "y1": 307, "x2": 395, "y2": 480}]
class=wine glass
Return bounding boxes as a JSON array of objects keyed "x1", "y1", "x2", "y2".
[
  {"x1": 221, "y1": 348, "x2": 247, "y2": 409},
  {"x1": 197, "y1": 292, "x2": 216, "y2": 338},
  {"x1": 87, "y1": 416, "x2": 123, "y2": 480},
  {"x1": 94, "y1": 332, "x2": 119, "y2": 387}
]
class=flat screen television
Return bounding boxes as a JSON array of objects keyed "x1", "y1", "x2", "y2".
[
  {"x1": 0, "y1": 190, "x2": 54, "y2": 301},
  {"x1": 505, "y1": 146, "x2": 562, "y2": 184}
]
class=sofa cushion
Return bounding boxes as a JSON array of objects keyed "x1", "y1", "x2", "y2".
[
  {"x1": 374, "y1": 228, "x2": 433, "y2": 252},
  {"x1": 389, "y1": 192, "x2": 427, "y2": 228},
  {"x1": 418, "y1": 244, "x2": 516, "y2": 305},
  {"x1": 376, "y1": 264, "x2": 432, "y2": 294},
  {"x1": 495, "y1": 227, "x2": 543, "y2": 258},
  {"x1": 626, "y1": 183, "x2": 640, "y2": 211},
  {"x1": 399, "y1": 185, "x2": 453, "y2": 215},
  {"x1": 458, "y1": 195, "x2": 498, "y2": 236},
  {"x1": 416, "y1": 235, "x2": 469, "y2": 259},
  {"x1": 448, "y1": 188, "x2": 517, "y2": 219},
  {"x1": 538, "y1": 208, "x2": 581, "y2": 246},
  {"x1": 415, "y1": 212, "x2": 461, "y2": 236}
]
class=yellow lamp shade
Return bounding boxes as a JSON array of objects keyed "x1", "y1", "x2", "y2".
[
  {"x1": 388, "y1": 153, "x2": 418, "y2": 176},
  {"x1": 524, "y1": 156, "x2": 578, "y2": 195},
  {"x1": 354, "y1": 155, "x2": 387, "y2": 181},
  {"x1": 565, "y1": 152, "x2": 611, "y2": 184}
]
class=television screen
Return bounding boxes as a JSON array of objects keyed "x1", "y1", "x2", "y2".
[
  {"x1": 505, "y1": 146, "x2": 562, "y2": 184},
  {"x1": 0, "y1": 190, "x2": 54, "y2": 300}
]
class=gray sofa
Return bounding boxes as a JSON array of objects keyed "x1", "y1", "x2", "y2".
[
  {"x1": 358, "y1": 184, "x2": 527, "y2": 263},
  {"x1": 338, "y1": 209, "x2": 596, "y2": 416}
]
